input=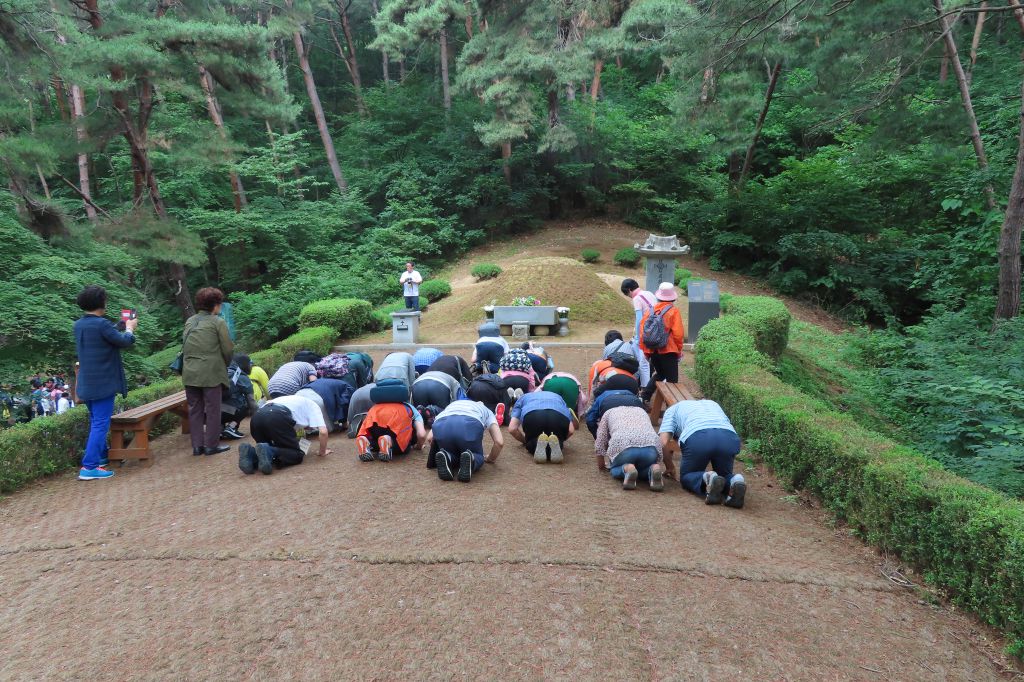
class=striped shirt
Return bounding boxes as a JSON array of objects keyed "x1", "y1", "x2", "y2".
[
  {"x1": 594, "y1": 406, "x2": 663, "y2": 467},
  {"x1": 266, "y1": 362, "x2": 317, "y2": 397},
  {"x1": 659, "y1": 400, "x2": 736, "y2": 445}
]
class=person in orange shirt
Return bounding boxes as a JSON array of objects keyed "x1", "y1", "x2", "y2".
[{"x1": 637, "y1": 282, "x2": 685, "y2": 403}]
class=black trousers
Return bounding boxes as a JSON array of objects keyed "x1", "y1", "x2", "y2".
[
  {"x1": 642, "y1": 353, "x2": 680, "y2": 401},
  {"x1": 521, "y1": 409, "x2": 570, "y2": 452},
  {"x1": 250, "y1": 405, "x2": 305, "y2": 467}
]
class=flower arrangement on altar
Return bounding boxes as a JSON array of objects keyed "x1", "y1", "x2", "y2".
[{"x1": 511, "y1": 296, "x2": 541, "y2": 306}]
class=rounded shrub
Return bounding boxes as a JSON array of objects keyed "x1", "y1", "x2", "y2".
[
  {"x1": 673, "y1": 268, "x2": 693, "y2": 285},
  {"x1": 419, "y1": 279, "x2": 452, "y2": 302},
  {"x1": 298, "y1": 298, "x2": 373, "y2": 336},
  {"x1": 581, "y1": 249, "x2": 600, "y2": 263},
  {"x1": 613, "y1": 247, "x2": 640, "y2": 267},
  {"x1": 471, "y1": 263, "x2": 502, "y2": 281}
]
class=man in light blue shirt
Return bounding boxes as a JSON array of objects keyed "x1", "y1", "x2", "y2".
[
  {"x1": 508, "y1": 390, "x2": 575, "y2": 464},
  {"x1": 659, "y1": 399, "x2": 746, "y2": 508}
]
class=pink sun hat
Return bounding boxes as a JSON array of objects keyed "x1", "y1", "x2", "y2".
[{"x1": 655, "y1": 282, "x2": 678, "y2": 302}]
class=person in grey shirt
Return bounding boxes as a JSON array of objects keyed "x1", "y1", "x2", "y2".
[
  {"x1": 411, "y1": 371, "x2": 462, "y2": 410},
  {"x1": 346, "y1": 383, "x2": 375, "y2": 439},
  {"x1": 375, "y1": 352, "x2": 416, "y2": 388},
  {"x1": 267, "y1": 361, "x2": 317, "y2": 398}
]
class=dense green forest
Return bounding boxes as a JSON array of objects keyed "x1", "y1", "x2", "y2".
[{"x1": 1, "y1": 1, "x2": 1021, "y2": 488}]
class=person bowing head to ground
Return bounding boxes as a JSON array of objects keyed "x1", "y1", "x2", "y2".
[
  {"x1": 595, "y1": 406, "x2": 665, "y2": 491},
  {"x1": 239, "y1": 394, "x2": 331, "y2": 476},
  {"x1": 659, "y1": 399, "x2": 746, "y2": 508},
  {"x1": 356, "y1": 401, "x2": 427, "y2": 462},
  {"x1": 73, "y1": 285, "x2": 137, "y2": 480},
  {"x1": 399, "y1": 261, "x2": 423, "y2": 311},
  {"x1": 425, "y1": 401, "x2": 503, "y2": 483},
  {"x1": 538, "y1": 371, "x2": 586, "y2": 422},
  {"x1": 267, "y1": 358, "x2": 317, "y2": 399},
  {"x1": 499, "y1": 348, "x2": 538, "y2": 396},
  {"x1": 427, "y1": 354, "x2": 473, "y2": 391},
  {"x1": 507, "y1": 390, "x2": 575, "y2": 464},
  {"x1": 467, "y1": 373, "x2": 512, "y2": 425},
  {"x1": 376, "y1": 351, "x2": 417, "y2": 389},
  {"x1": 413, "y1": 347, "x2": 444, "y2": 376},
  {"x1": 471, "y1": 323, "x2": 508, "y2": 374},
  {"x1": 411, "y1": 370, "x2": 463, "y2": 411}
]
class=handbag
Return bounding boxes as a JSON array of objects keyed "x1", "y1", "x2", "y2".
[{"x1": 170, "y1": 319, "x2": 201, "y2": 375}]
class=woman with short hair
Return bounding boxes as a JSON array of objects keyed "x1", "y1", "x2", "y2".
[
  {"x1": 182, "y1": 287, "x2": 234, "y2": 456},
  {"x1": 73, "y1": 285, "x2": 137, "y2": 480}
]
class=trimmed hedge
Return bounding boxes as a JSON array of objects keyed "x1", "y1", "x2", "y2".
[
  {"x1": 471, "y1": 263, "x2": 502, "y2": 280},
  {"x1": 419, "y1": 279, "x2": 451, "y2": 302},
  {"x1": 673, "y1": 268, "x2": 693, "y2": 285},
  {"x1": 581, "y1": 249, "x2": 600, "y2": 263},
  {"x1": 613, "y1": 247, "x2": 640, "y2": 266},
  {"x1": 298, "y1": 298, "x2": 374, "y2": 337},
  {"x1": 695, "y1": 296, "x2": 1024, "y2": 651},
  {"x1": 0, "y1": 377, "x2": 183, "y2": 493}
]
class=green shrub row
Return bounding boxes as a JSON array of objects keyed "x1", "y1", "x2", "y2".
[
  {"x1": 418, "y1": 279, "x2": 451, "y2": 302},
  {"x1": 694, "y1": 296, "x2": 1024, "y2": 652},
  {"x1": 613, "y1": 247, "x2": 640, "y2": 266},
  {"x1": 298, "y1": 298, "x2": 374, "y2": 337},
  {"x1": 471, "y1": 263, "x2": 502, "y2": 280},
  {"x1": 0, "y1": 377, "x2": 184, "y2": 493}
]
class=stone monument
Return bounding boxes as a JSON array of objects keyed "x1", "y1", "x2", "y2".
[
  {"x1": 635, "y1": 234, "x2": 690, "y2": 294},
  {"x1": 390, "y1": 310, "x2": 420, "y2": 344}
]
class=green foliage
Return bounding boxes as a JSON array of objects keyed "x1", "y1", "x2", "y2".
[
  {"x1": 581, "y1": 249, "x2": 601, "y2": 263},
  {"x1": 418, "y1": 279, "x2": 452, "y2": 302},
  {"x1": 673, "y1": 268, "x2": 692, "y2": 285},
  {"x1": 145, "y1": 345, "x2": 183, "y2": 380},
  {"x1": 695, "y1": 296, "x2": 1024, "y2": 647},
  {"x1": 471, "y1": 263, "x2": 502, "y2": 280},
  {"x1": 298, "y1": 299, "x2": 374, "y2": 337},
  {"x1": 613, "y1": 247, "x2": 640, "y2": 267}
]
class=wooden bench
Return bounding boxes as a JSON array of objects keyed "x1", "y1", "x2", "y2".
[
  {"x1": 109, "y1": 390, "x2": 189, "y2": 466},
  {"x1": 648, "y1": 381, "x2": 697, "y2": 426}
]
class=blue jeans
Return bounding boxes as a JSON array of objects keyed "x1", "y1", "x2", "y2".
[
  {"x1": 610, "y1": 446, "x2": 659, "y2": 479},
  {"x1": 405, "y1": 295, "x2": 419, "y2": 311},
  {"x1": 431, "y1": 415, "x2": 485, "y2": 471},
  {"x1": 679, "y1": 428, "x2": 742, "y2": 495},
  {"x1": 83, "y1": 395, "x2": 116, "y2": 469},
  {"x1": 475, "y1": 342, "x2": 505, "y2": 373}
]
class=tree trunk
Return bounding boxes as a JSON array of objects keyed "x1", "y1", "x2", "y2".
[
  {"x1": 199, "y1": 67, "x2": 247, "y2": 212},
  {"x1": 934, "y1": 0, "x2": 997, "y2": 210},
  {"x1": 738, "y1": 62, "x2": 782, "y2": 188},
  {"x1": 440, "y1": 27, "x2": 452, "y2": 111},
  {"x1": 336, "y1": 1, "x2": 365, "y2": 113},
  {"x1": 292, "y1": 30, "x2": 348, "y2": 194},
  {"x1": 699, "y1": 67, "x2": 715, "y2": 104},
  {"x1": 566, "y1": 81, "x2": 576, "y2": 101},
  {"x1": 548, "y1": 88, "x2": 560, "y2": 128},
  {"x1": 399, "y1": 57, "x2": 407, "y2": 81},
  {"x1": 1010, "y1": 0, "x2": 1024, "y2": 35},
  {"x1": 967, "y1": 2, "x2": 988, "y2": 86},
  {"x1": 70, "y1": 84, "x2": 97, "y2": 221},
  {"x1": 995, "y1": 80, "x2": 1024, "y2": 322},
  {"x1": 370, "y1": 0, "x2": 390, "y2": 84},
  {"x1": 465, "y1": 0, "x2": 473, "y2": 38},
  {"x1": 589, "y1": 59, "x2": 603, "y2": 101},
  {"x1": 501, "y1": 141, "x2": 511, "y2": 184}
]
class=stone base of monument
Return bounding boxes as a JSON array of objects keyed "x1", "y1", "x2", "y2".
[{"x1": 511, "y1": 323, "x2": 530, "y2": 339}]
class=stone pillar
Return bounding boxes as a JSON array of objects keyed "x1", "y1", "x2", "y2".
[
  {"x1": 635, "y1": 234, "x2": 690, "y2": 294},
  {"x1": 391, "y1": 311, "x2": 420, "y2": 345}
]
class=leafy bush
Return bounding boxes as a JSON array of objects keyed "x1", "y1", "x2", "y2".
[
  {"x1": 673, "y1": 268, "x2": 692, "y2": 285},
  {"x1": 0, "y1": 377, "x2": 183, "y2": 493},
  {"x1": 613, "y1": 247, "x2": 640, "y2": 266},
  {"x1": 145, "y1": 345, "x2": 182, "y2": 379},
  {"x1": 419, "y1": 279, "x2": 452, "y2": 302},
  {"x1": 694, "y1": 296, "x2": 1024, "y2": 648},
  {"x1": 581, "y1": 249, "x2": 600, "y2": 263},
  {"x1": 471, "y1": 263, "x2": 502, "y2": 280},
  {"x1": 298, "y1": 299, "x2": 374, "y2": 337}
]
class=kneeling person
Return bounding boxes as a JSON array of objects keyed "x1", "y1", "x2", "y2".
[
  {"x1": 595, "y1": 406, "x2": 665, "y2": 491},
  {"x1": 240, "y1": 394, "x2": 331, "y2": 475},
  {"x1": 425, "y1": 401, "x2": 503, "y2": 483},
  {"x1": 411, "y1": 370, "x2": 462, "y2": 411},
  {"x1": 659, "y1": 399, "x2": 746, "y2": 508},
  {"x1": 508, "y1": 390, "x2": 574, "y2": 464},
  {"x1": 356, "y1": 402, "x2": 426, "y2": 462}
]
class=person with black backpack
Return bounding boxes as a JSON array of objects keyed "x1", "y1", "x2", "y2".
[{"x1": 638, "y1": 282, "x2": 685, "y2": 404}]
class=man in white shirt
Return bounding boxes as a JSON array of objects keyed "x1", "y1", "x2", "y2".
[
  {"x1": 399, "y1": 261, "x2": 423, "y2": 311},
  {"x1": 239, "y1": 394, "x2": 332, "y2": 475}
]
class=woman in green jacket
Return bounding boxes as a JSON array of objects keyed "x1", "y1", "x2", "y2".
[{"x1": 182, "y1": 287, "x2": 234, "y2": 456}]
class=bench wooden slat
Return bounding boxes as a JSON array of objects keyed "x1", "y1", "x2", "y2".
[
  {"x1": 108, "y1": 390, "x2": 189, "y2": 466},
  {"x1": 112, "y1": 391, "x2": 188, "y2": 422}
]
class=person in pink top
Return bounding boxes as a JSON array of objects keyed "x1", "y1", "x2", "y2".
[{"x1": 620, "y1": 278, "x2": 657, "y2": 338}]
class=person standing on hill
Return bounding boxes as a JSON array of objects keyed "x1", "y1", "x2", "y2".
[
  {"x1": 182, "y1": 287, "x2": 234, "y2": 457},
  {"x1": 73, "y1": 285, "x2": 137, "y2": 480},
  {"x1": 638, "y1": 282, "x2": 685, "y2": 404},
  {"x1": 399, "y1": 261, "x2": 423, "y2": 311}
]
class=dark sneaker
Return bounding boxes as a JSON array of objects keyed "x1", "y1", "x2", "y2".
[
  {"x1": 705, "y1": 474, "x2": 726, "y2": 505},
  {"x1": 725, "y1": 480, "x2": 747, "y2": 509},
  {"x1": 649, "y1": 465, "x2": 665, "y2": 492},
  {"x1": 622, "y1": 467, "x2": 638, "y2": 490},
  {"x1": 256, "y1": 444, "x2": 274, "y2": 475},
  {"x1": 458, "y1": 450, "x2": 473, "y2": 483},
  {"x1": 205, "y1": 444, "x2": 231, "y2": 456},
  {"x1": 220, "y1": 426, "x2": 244, "y2": 440},
  {"x1": 436, "y1": 449, "x2": 454, "y2": 481},
  {"x1": 548, "y1": 436, "x2": 563, "y2": 464},
  {"x1": 238, "y1": 444, "x2": 257, "y2": 475}
]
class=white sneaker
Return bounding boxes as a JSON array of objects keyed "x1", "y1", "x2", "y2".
[{"x1": 548, "y1": 435, "x2": 563, "y2": 463}]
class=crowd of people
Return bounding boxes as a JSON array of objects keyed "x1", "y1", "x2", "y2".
[
  {"x1": 67, "y1": 278, "x2": 748, "y2": 507},
  {"x1": 0, "y1": 375, "x2": 75, "y2": 426}
]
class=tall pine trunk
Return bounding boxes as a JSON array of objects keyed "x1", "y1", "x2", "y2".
[
  {"x1": 995, "y1": 80, "x2": 1024, "y2": 322},
  {"x1": 292, "y1": 30, "x2": 348, "y2": 194},
  {"x1": 370, "y1": 0, "x2": 390, "y2": 84},
  {"x1": 589, "y1": 59, "x2": 603, "y2": 101},
  {"x1": 738, "y1": 62, "x2": 782, "y2": 188},
  {"x1": 70, "y1": 84, "x2": 97, "y2": 221},
  {"x1": 335, "y1": 1, "x2": 365, "y2": 113},
  {"x1": 934, "y1": 0, "x2": 996, "y2": 210},
  {"x1": 199, "y1": 67, "x2": 247, "y2": 212},
  {"x1": 440, "y1": 27, "x2": 451, "y2": 111},
  {"x1": 967, "y1": 2, "x2": 987, "y2": 86}
]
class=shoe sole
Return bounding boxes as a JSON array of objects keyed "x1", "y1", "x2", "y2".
[
  {"x1": 623, "y1": 470, "x2": 638, "y2": 490},
  {"x1": 358, "y1": 451, "x2": 376, "y2": 462},
  {"x1": 437, "y1": 450, "x2": 454, "y2": 481},
  {"x1": 548, "y1": 437, "x2": 563, "y2": 464},
  {"x1": 78, "y1": 472, "x2": 114, "y2": 480},
  {"x1": 495, "y1": 403, "x2": 506, "y2": 425},
  {"x1": 378, "y1": 450, "x2": 393, "y2": 462},
  {"x1": 239, "y1": 445, "x2": 257, "y2": 475},
  {"x1": 706, "y1": 475, "x2": 726, "y2": 504},
  {"x1": 649, "y1": 468, "x2": 664, "y2": 492},
  {"x1": 533, "y1": 436, "x2": 548, "y2": 463},
  {"x1": 256, "y1": 444, "x2": 274, "y2": 475},
  {"x1": 725, "y1": 481, "x2": 747, "y2": 509},
  {"x1": 458, "y1": 451, "x2": 473, "y2": 483}
]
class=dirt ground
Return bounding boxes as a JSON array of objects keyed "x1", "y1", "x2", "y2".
[{"x1": 1, "y1": 347, "x2": 1020, "y2": 681}]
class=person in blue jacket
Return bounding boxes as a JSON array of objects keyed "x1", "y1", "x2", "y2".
[{"x1": 73, "y1": 285, "x2": 137, "y2": 480}]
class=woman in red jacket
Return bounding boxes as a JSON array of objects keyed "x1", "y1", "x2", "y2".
[{"x1": 638, "y1": 282, "x2": 685, "y2": 403}]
